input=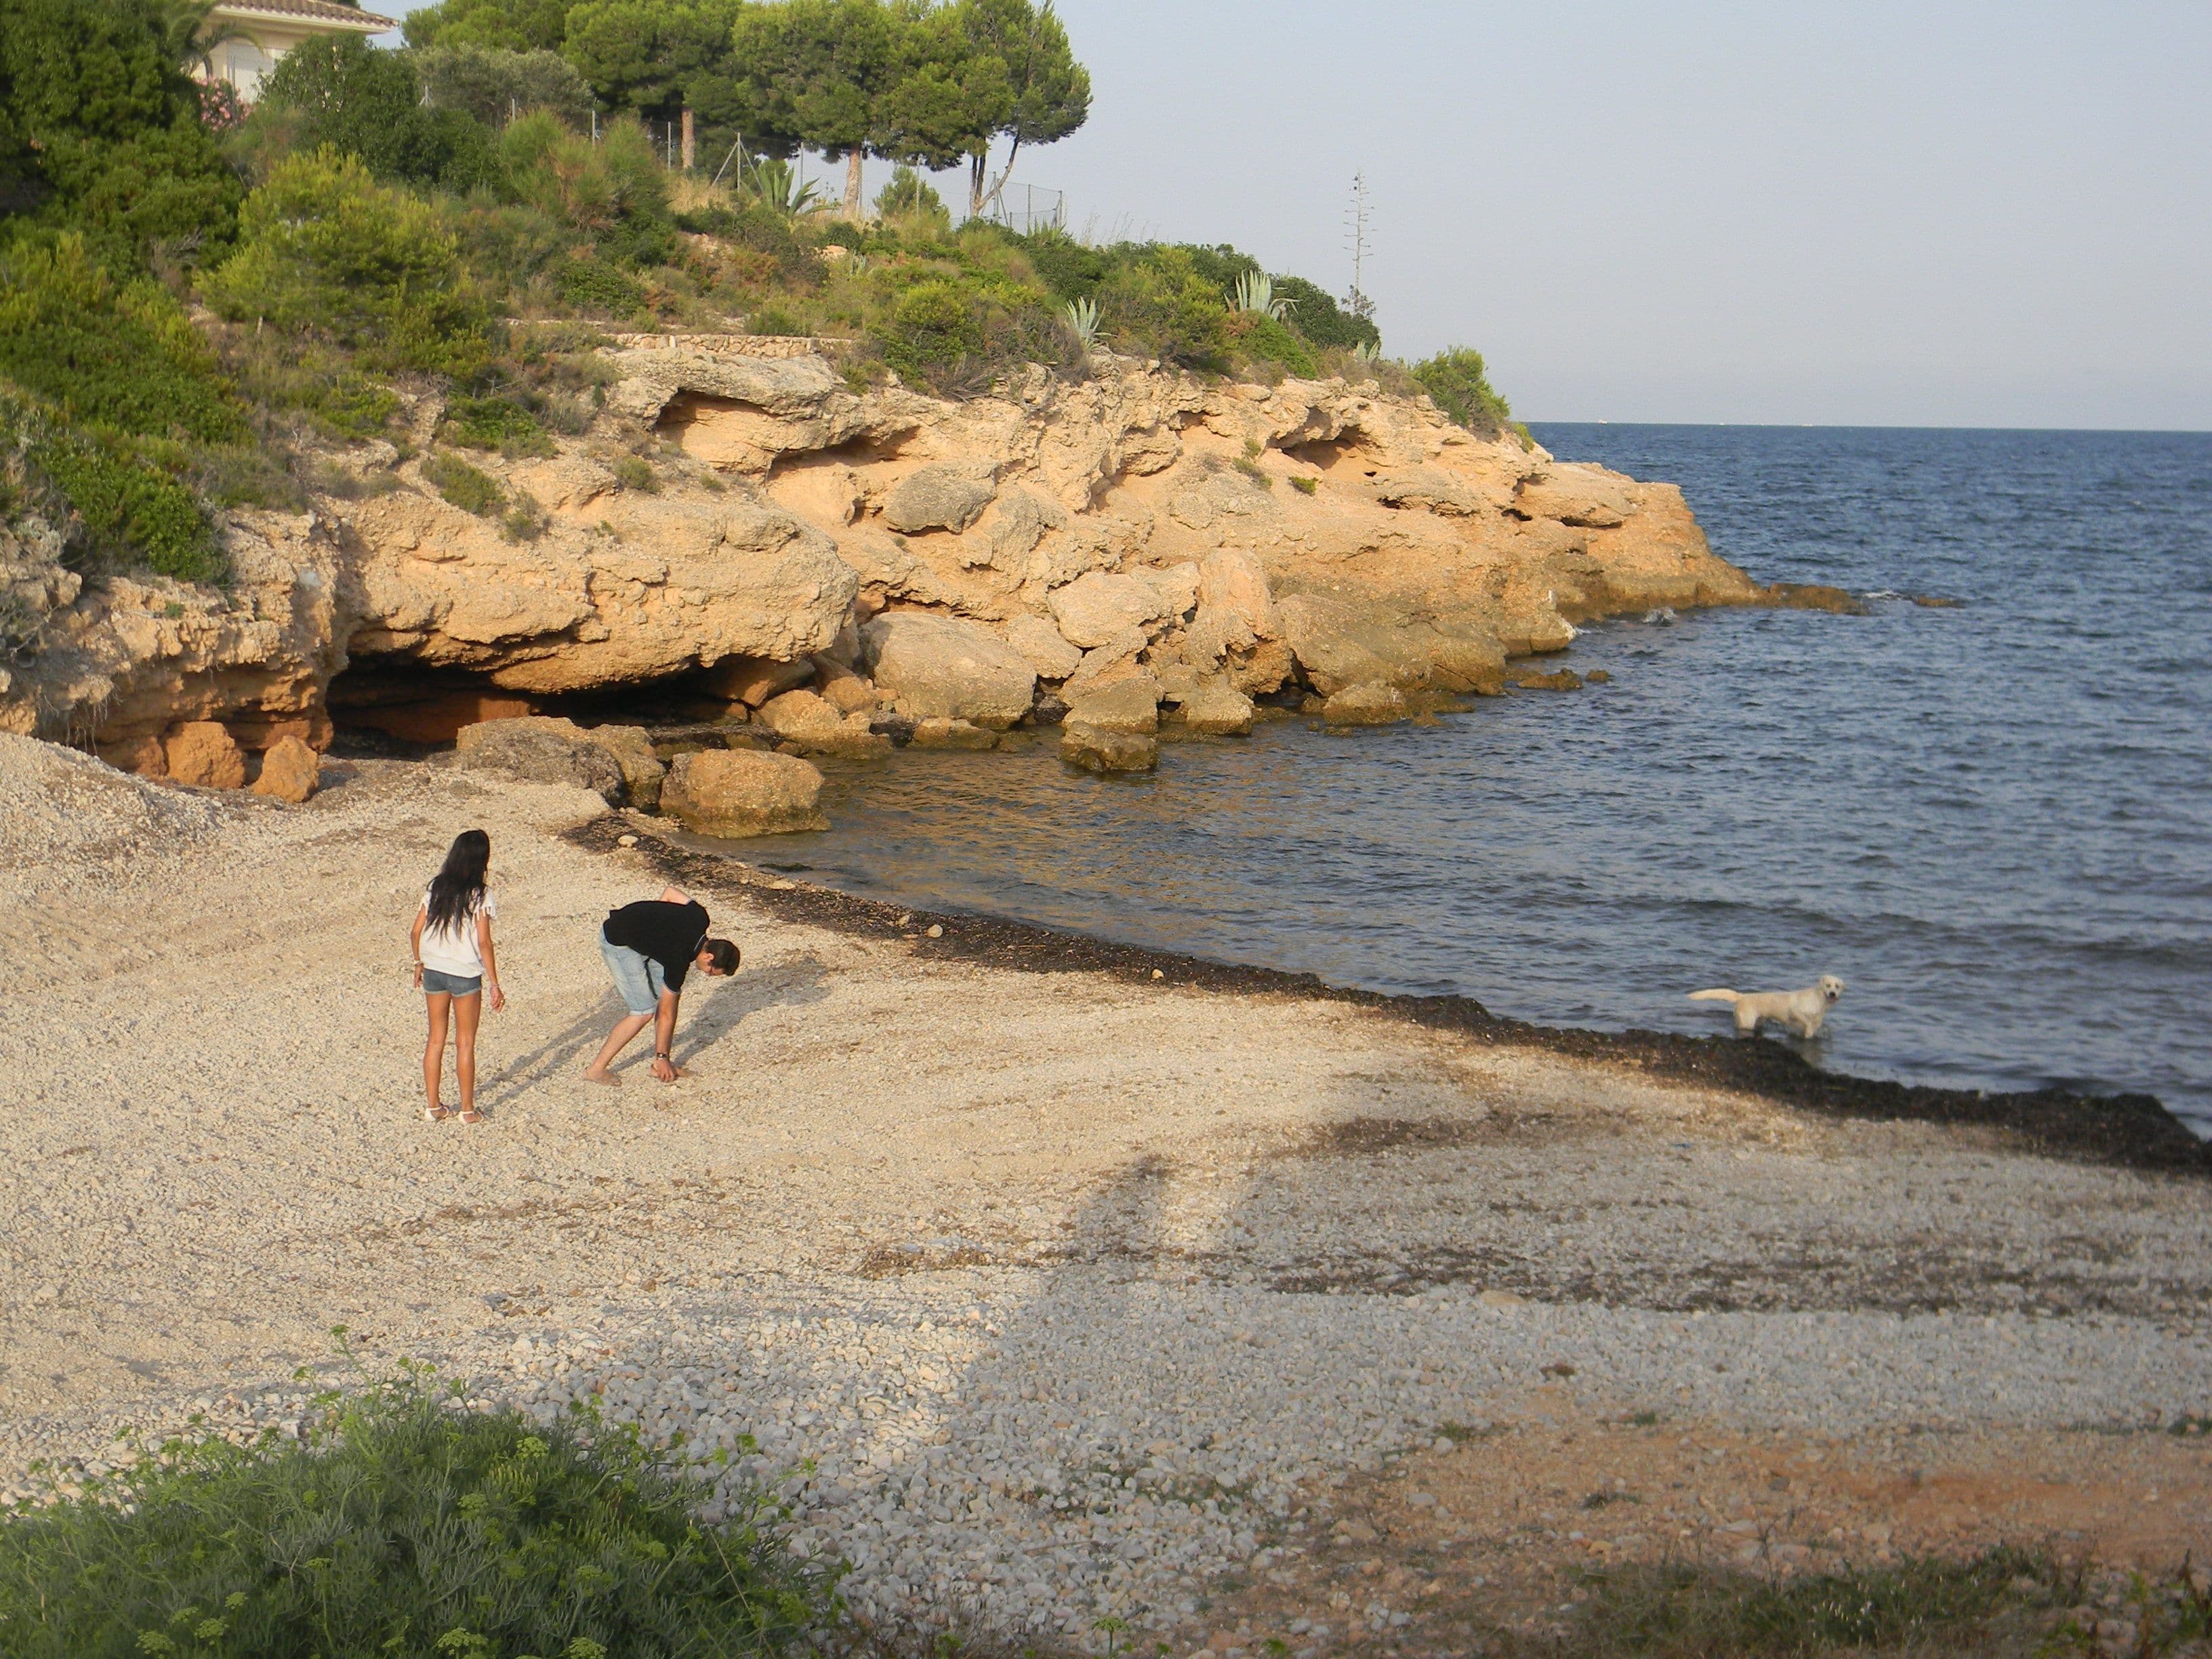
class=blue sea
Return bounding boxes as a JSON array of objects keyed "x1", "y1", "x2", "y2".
[{"x1": 769, "y1": 426, "x2": 2212, "y2": 1133}]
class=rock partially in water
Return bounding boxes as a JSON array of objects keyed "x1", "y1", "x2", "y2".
[
  {"x1": 909, "y1": 717, "x2": 998, "y2": 751},
  {"x1": 1063, "y1": 678, "x2": 1162, "y2": 735},
  {"x1": 1171, "y1": 680, "x2": 1256, "y2": 737},
  {"x1": 1004, "y1": 613, "x2": 1082, "y2": 680},
  {"x1": 1322, "y1": 682, "x2": 1409, "y2": 725},
  {"x1": 1513, "y1": 668, "x2": 1586, "y2": 692},
  {"x1": 1061, "y1": 722, "x2": 1158, "y2": 773},
  {"x1": 661, "y1": 747, "x2": 827, "y2": 836},
  {"x1": 1049, "y1": 571, "x2": 1172, "y2": 649}
]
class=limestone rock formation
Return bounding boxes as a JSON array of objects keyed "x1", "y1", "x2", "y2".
[
  {"x1": 1063, "y1": 678, "x2": 1161, "y2": 734},
  {"x1": 1323, "y1": 682, "x2": 1410, "y2": 724},
  {"x1": 1171, "y1": 680, "x2": 1256, "y2": 736},
  {"x1": 660, "y1": 748, "x2": 827, "y2": 836},
  {"x1": 861, "y1": 611, "x2": 1036, "y2": 728},
  {"x1": 0, "y1": 345, "x2": 1781, "y2": 766}
]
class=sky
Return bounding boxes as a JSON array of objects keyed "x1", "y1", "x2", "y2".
[{"x1": 376, "y1": 1, "x2": 2212, "y2": 429}]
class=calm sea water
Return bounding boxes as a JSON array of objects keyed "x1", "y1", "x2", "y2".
[{"x1": 759, "y1": 426, "x2": 2212, "y2": 1132}]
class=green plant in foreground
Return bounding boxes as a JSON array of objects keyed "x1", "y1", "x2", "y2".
[
  {"x1": 0, "y1": 1372, "x2": 834, "y2": 1658},
  {"x1": 443, "y1": 395, "x2": 554, "y2": 457},
  {"x1": 1060, "y1": 296, "x2": 1102, "y2": 350},
  {"x1": 1412, "y1": 345, "x2": 1514, "y2": 436},
  {"x1": 422, "y1": 451, "x2": 506, "y2": 516}
]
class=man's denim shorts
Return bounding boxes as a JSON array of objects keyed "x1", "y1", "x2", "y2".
[
  {"x1": 421, "y1": 968, "x2": 481, "y2": 997},
  {"x1": 600, "y1": 930, "x2": 669, "y2": 1017}
]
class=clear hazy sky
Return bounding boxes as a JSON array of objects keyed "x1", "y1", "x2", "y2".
[{"x1": 378, "y1": 0, "x2": 2211, "y2": 429}]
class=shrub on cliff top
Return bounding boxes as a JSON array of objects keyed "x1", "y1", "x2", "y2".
[
  {"x1": 0, "y1": 1372, "x2": 834, "y2": 1658},
  {"x1": 1413, "y1": 346, "x2": 1515, "y2": 436}
]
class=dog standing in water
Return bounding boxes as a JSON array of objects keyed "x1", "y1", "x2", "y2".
[{"x1": 1689, "y1": 975, "x2": 1845, "y2": 1038}]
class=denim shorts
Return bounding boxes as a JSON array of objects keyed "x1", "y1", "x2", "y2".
[
  {"x1": 600, "y1": 930, "x2": 669, "y2": 1017},
  {"x1": 421, "y1": 968, "x2": 482, "y2": 997}
]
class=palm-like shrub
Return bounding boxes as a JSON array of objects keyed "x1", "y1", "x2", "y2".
[{"x1": 1230, "y1": 269, "x2": 1290, "y2": 320}]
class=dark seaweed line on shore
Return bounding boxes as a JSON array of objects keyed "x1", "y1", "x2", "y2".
[{"x1": 567, "y1": 815, "x2": 2212, "y2": 1178}]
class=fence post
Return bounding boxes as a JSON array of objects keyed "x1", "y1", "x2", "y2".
[{"x1": 681, "y1": 108, "x2": 695, "y2": 172}]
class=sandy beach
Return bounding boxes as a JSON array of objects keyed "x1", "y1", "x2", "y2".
[{"x1": 3, "y1": 731, "x2": 2209, "y2": 1647}]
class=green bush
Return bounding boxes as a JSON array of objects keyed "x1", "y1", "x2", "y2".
[
  {"x1": 871, "y1": 279, "x2": 985, "y2": 388},
  {"x1": 499, "y1": 112, "x2": 676, "y2": 268},
  {"x1": 554, "y1": 255, "x2": 649, "y2": 317},
  {"x1": 0, "y1": 1374, "x2": 832, "y2": 1658},
  {"x1": 1097, "y1": 247, "x2": 1227, "y2": 369},
  {"x1": 1225, "y1": 310, "x2": 1318, "y2": 378},
  {"x1": 0, "y1": 237, "x2": 245, "y2": 443},
  {"x1": 36, "y1": 425, "x2": 220, "y2": 582},
  {"x1": 253, "y1": 35, "x2": 496, "y2": 192},
  {"x1": 422, "y1": 451, "x2": 505, "y2": 515},
  {"x1": 1271, "y1": 274, "x2": 1379, "y2": 352},
  {"x1": 1412, "y1": 345, "x2": 1514, "y2": 436},
  {"x1": 0, "y1": 0, "x2": 243, "y2": 270},
  {"x1": 203, "y1": 148, "x2": 488, "y2": 375},
  {"x1": 443, "y1": 395, "x2": 554, "y2": 455},
  {"x1": 610, "y1": 453, "x2": 656, "y2": 493},
  {"x1": 874, "y1": 165, "x2": 946, "y2": 225},
  {"x1": 1016, "y1": 226, "x2": 1111, "y2": 302}
]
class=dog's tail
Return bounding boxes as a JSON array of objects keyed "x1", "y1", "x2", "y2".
[{"x1": 1687, "y1": 989, "x2": 1740, "y2": 1004}]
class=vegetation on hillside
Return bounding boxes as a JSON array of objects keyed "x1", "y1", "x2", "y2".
[
  {"x1": 0, "y1": 1371, "x2": 834, "y2": 1658},
  {"x1": 0, "y1": 0, "x2": 1515, "y2": 594}
]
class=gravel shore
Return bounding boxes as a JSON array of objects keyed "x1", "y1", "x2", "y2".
[{"x1": 3, "y1": 734, "x2": 2207, "y2": 1647}]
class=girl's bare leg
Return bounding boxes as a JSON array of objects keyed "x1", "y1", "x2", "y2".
[
  {"x1": 453, "y1": 990, "x2": 484, "y2": 1120},
  {"x1": 423, "y1": 991, "x2": 452, "y2": 1115}
]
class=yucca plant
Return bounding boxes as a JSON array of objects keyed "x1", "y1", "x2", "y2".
[
  {"x1": 1231, "y1": 269, "x2": 1290, "y2": 320},
  {"x1": 1060, "y1": 295, "x2": 1102, "y2": 349},
  {"x1": 741, "y1": 155, "x2": 821, "y2": 221}
]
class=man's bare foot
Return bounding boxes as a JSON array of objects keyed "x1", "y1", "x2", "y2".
[{"x1": 583, "y1": 1067, "x2": 621, "y2": 1087}]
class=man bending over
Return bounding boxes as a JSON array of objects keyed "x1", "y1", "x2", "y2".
[{"x1": 586, "y1": 884, "x2": 739, "y2": 1085}]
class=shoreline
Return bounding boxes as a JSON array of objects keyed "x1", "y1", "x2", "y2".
[
  {"x1": 569, "y1": 809, "x2": 2212, "y2": 1177},
  {"x1": 5, "y1": 743, "x2": 2209, "y2": 1647}
]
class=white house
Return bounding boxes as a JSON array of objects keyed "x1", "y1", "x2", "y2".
[{"x1": 202, "y1": 0, "x2": 398, "y2": 101}]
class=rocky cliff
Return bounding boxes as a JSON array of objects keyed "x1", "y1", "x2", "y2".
[{"x1": 0, "y1": 345, "x2": 1784, "y2": 785}]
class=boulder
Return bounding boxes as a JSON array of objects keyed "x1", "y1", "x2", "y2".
[
  {"x1": 861, "y1": 611, "x2": 1036, "y2": 729},
  {"x1": 1322, "y1": 681, "x2": 1408, "y2": 724},
  {"x1": 1195, "y1": 548, "x2": 1282, "y2": 647},
  {"x1": 1172, "y1": 680, "x2": 1255, "y2": 736},
  {"x1": 661, "y1": 747, "x2": 827, "y2": 836},
  {"x1": 1224, "y1": 638, "x2": 1296, "y2": 697},
  {"x1": 1060, "y1": 722, "x2": 1158, "y2": 773},
  {"x1": 985, "y1": 487, "x2": 1067, "y2": 565},
  {"x1": 164, "y1": 722, "x2": 247, "y2": 790},
  {"x1": 1513, "y1": 668, "x2": 1585, "y2": 692},
  {"x1": 1059, "y1": 626, "x2": 1151, "y2": 701},
  {"x1": 1275, "y1": 594, "x2": 1430, "y2": 695},
  {"x1": 250, "y1": 735, "x2": 321, "y2": 803},
  {"x1": 815, "y1": 668, "x2": 880, "y2": 715},
  {"x1": 882, "y1": 465, "x2": 996, "y2": 534},
  {"x1": 455, "y1": 716, "x2": 663, "y2": 808},
  {"x1": 1141, "y1": 560, "x2": 1202, "y2": 619},
  {"x1": 757, "y1": 687, "x2": 842, "y2": 735},
  {"x1": 455, "y1": 718, "x2": 627, "y2": 802},
  {"x1": 1063, "y1": 678, "x2": 1161, "y2": 735},
  {"x1": 1513, "y1": 464, "x2": 1634, "y2": 529},
  {"x1": 909, "y1": 717, "x2": 998, "y2": 751},
  {"x1": 1005, "y1": 613, "x2": 1082, "y2": 680},
  {"x1": 577, "y1": 722, "x2": 667, "y2": 811},
  {"x1": 99, "y1": 735, "x2": 167, "y2": 780},
  {"x1": 1048, "y1": 571, "x2": 1171, "y2": 648}
]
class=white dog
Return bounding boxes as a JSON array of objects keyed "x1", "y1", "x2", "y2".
[{"x1": 1688, "y1": 975, "x2": 1845, "y2": 1038}]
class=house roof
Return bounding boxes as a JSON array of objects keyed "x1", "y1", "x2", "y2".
[{"x1": 209, "y1": 0, "x2": 397, "y2": 28}]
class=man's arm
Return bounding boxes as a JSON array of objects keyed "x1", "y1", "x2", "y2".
[
  {"x1": 657, "y1": 885, "x2": 689, "y2": 906},
  {"x1": 651, "y1": 990, "x2": 680, "y2": 1080}
]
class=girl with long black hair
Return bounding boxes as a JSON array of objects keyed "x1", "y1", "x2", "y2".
[{"x1": 408, "y1": 828, "x2": 505, "y2": 1122}]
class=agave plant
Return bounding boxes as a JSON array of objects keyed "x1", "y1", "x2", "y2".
[
  {"x1": 1231, "y1": 270, "x2": 1291, "y2": 321},
  {"x1": 1351, "y1": 338, "x2": 1382, "y2": 364},
  {"x1": 1060, "y1": 296, "x2": 1102, "y2": 350},
  {"x1": 742, "y1": 155, "x2": 822, "y2": 220}
]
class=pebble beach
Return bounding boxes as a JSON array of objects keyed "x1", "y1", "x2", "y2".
[{"x1": 3, "y1": 733, "x2": 2208, "y2": 1649}]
